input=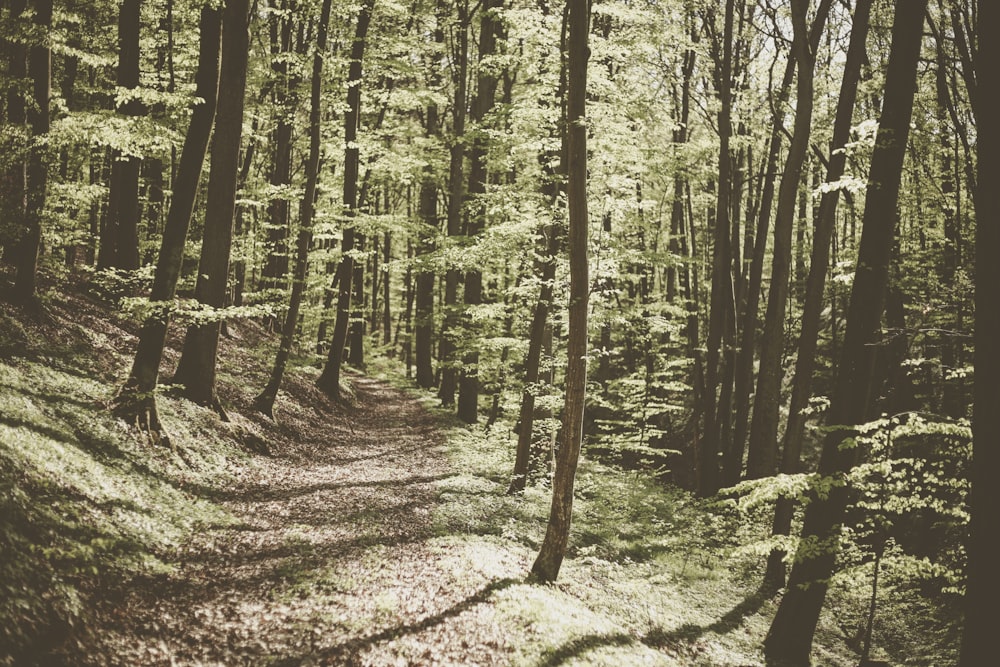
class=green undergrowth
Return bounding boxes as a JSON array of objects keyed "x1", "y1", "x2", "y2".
[
  {"x1": 368, "y1": 358, "x2": 874, "y2": 666},
  {"x1": 0, "y1": 304, "x2": 248, "y2": 665}
]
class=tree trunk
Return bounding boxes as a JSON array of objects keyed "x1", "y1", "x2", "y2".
[
  {"x1": 415, "y1": 86, "x2": 439, "y2": 388},
  {"x1": 764, "y1": 3, "x2": 926, "y2": 662},
  {"x1": 172, "y1": 0, "x2": 252, "y2": 413},
  {"x1": 698, "y1": 0, "x2": 736, "y2": 497},
  {"x1": 254, "y1": 0, "x2": 333, "y2": 417},
  {"x1": 765, "y1": 0, "x2": 873, "y2": 590},
  {"x1": 508, "y1": 1, "x2": 568, "y2": 495},
  {"x1": 1, "y1": 0, "x2": 27, "y2": 269},
  {"x1": 101, "y1": 0, "x2": 143, "y2": 271},
  {"x1": 457, "y1": 0, "x2": 502, "y2": 424},
  {"x1": 113, "y1": 5, "x2": 222, "y2": 438},
  {"x1": 316, "y1": 0, "x2": 375, "y2": 397},
  {"x1": 530, "y1": 0, "x2": 588, "y2": 583},
  {"x1": 260, "y1": 0, "x2": 298, "y2": 296},
  {"x1": 960, "y1": 1, "x2": 999, "y2": 662},
  {"x1": 11, "y1": 0, "x2": 48, "y2": 303},
  {"x1": 745, "y1": 0, "x2": 831, "y2": 480},
  {"x1": 438, "y1": 0, "x2": 469, "y2": 408}
]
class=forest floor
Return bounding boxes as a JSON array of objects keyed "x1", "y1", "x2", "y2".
[{"x1": 2, "y1": 276, "x2": 917, "y2": 667}]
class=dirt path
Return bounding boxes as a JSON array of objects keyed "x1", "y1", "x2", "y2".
[{"x1": 80, "y1": 376, "x2": 516, "y2": 666}]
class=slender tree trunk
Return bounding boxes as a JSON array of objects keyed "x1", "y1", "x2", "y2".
[
  {"x1": 101, "y1": 0, "x2": 143, "y2": 271},
  {"x1": 415, "y1": 86, "x2": 439, "y2": 388},
  {"x1": 457, "y1": 0, "x2": 502, "y2": 423},
  {"x1": 745, "y1": 0, "x2": 831, "y2": 480},
  {"x1": 172, "y1": 0, "x2": 252, "y2": 412},
  {"x1": 11, "y1": 0, "x2": 48, "y2": 302},
  {"x1": 1, "y1": 0, "x2": 27, "y2": 268},
  {"x1": 764, "y1": 4, "x2": 926, "y2": 662},
  {"x1": 254, "y1": 0, "x2": 333, "y2": 417},
  {"x1": 699, "y1": 0, "x2": 736, "y2": 497},
  {"x1": 113, "y1": 5, "x2": 222, "y2": 438},
  {"x1": 765, "y1": 0, "x2": 873, "y2": 590},
  {"x1": 317, "y1": 0, "x2": 375, "y2": 397},
  {"x1": 260, "y1": 0, "x2": 297, "y2": 297},
  {"x1": 438, "y1": 0, "x2": 469, "y2": 407},
  {"x1": 731, "y1": 53, "x2": 795, "y2": 464},
  {"x1": 960, "y1": 1, "x2": 999, "y2": 662},
  {"x1": 509, "y1": 1, "x2": 568, "y2": 494},
  {"x1": 530, "y1": 0, "x2": 589, "y2": 583}
]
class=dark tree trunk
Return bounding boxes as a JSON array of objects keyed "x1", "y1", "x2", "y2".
[
  {"x1": 172, "y1": 0, "x2": 252, "y2": 412},
  {"x1": 530, "y1": 0, "x2": 588, "y2": 583},
  {"x1": 745, "y1": 0, "x2": 831, "y2": 480},
  {"x1": 765, "y1": 0, "x2": 873, "y2": 590},
  {"x1": 699, "y1": 0, "x2": 736, "y2": 497},
  {"x1": 260, "y1": 0, "x2": 298, "y2": 296},
  {"x1": 960, "y1": 1, "x2": 999, "y2": 663},
  {"x1": 113, "y1": 5, "x2": 223, "y2": 438},
  {"x1": 101, "y1": 0, "x2": 144, "y2": 271},
  {"x1": 415, "y1": 87, "x2": 439, "y2": 388},
  {"x1": 764, "y1": 3, "x2": 926, "y2": 662},
  {"x1": 254, "y1": 0, "x2": 333, "y2": 417},
  {"x1": 317, "y1": 0, "x2": 375, "y2": 397},
  {"x1": 11, "y1": 0, "x2": 48, "y2": 303},
  {"x1": 438, "y1": 0, "x2": 469, "y2": 407},
  {"x1": 457, "y1": 0, "x2": 502, "y2": 424},
  {"x1": 1, "y1": 0, "x2": 27, "y2": 268}
]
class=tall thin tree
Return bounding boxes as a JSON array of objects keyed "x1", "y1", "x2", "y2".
[
  {"x1": 960, "y1": 1, "x2": 997, "y2": 663},
  {"x1": 316, "y1": 0, "x2": 376, "y2": 397},
  {"x1": 254, "y1": 0, "x2": 334, "y2": 417},
  {"x1": 763, "y1": 3, "x2": 927, "y2": 662},
  {"x1": 113, "y1": 5, "x2": 223, "y2": 440},
  {"x1": 171, "y1": 0, "x2": 252, "y2": 412},
  {"x1": 530, "y1": 0, "x2": 589, "y2": 583}
]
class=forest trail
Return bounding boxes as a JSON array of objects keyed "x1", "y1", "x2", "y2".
[{"x1": 78, "y1": 375, "x2": 517, "y2": 666}]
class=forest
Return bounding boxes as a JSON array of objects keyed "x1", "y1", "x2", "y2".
[{"x1": 0, "y1": 0, "x2": 996, "y2": 664}]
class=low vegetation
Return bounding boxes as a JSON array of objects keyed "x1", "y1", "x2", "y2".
[{"x1": 1, "y1": 285, "x2": 961, "y2": 665}]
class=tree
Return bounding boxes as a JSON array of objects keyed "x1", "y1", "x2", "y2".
[
  {"x1": 764, "y1": 2, "x2": 928, "y2": 662},
  {"x1": 316, "y1": 0, "x2": 376, "y2": 398},
  {"x1": 456, "y1": 0, "x2": 502, "y2": 424},
  {"x1": 171, "y1": 0, "x2": 252, "y2": 412},
  {"x1": 10, "y1": 0, "x2": 50, "y2": 302},
  {"x1": 960, "y1": 1, "x2": 997, "y2": 662},
  {"x1": 97, "y1": 0, "x2": 143, "y2": 272},
  {"x1": 745, "y1": 0, "x2": 832, "y2": 480},
  {"x1": 437, "y1": 0, "x2": 469, "y2": 408},
  {"x1": 697, "y1": 0, "x2": 737, "y2": 497},
  {"x1": 765, "y1": 0, "x2": 874, "y2": 589},
  {"x1": 530, "y1": 0, "x2": 588, "y2": 583},
  {"x1": 113, "y1": 4, "x2": 223, "y2": 440},
  {"x1": 254, "y1": 0, "x2": 334, "y2": 417}
]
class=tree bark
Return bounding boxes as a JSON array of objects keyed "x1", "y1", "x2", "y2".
[
  {"x1": 99, "y1": 0, "x2": 143, "y2": 271},
  {"x1": 113, "y1": 5, "x2": 222, "y2": 438},
  {"x1": 960, "y1": 1, "x2": 999, "y2": 663},
  {"x1": 698, "y1": 0, "x2": 736, "y2": 497},
  {"x1": 765, "y1": 0, "x2": 873, "y2": 590},
  {"x1": 172, "y1": 0, "x2": 252, "y2": 412},
  {"x1": 764, "y1": 3, "x2": 927, "y2": 662},
  {"x1": 457, "y1": 0, "x2": 502, "y2": 424},
  {"x1": 745, "y1": 0, "x2": 831, "y2": 480},
  {"x1": 11, "y1": 0, "x2": 49, "y2": 302},
  {"x1": 530, "y1": 0, "x2": 588, "y2": 583},
  {"x1": 317, "y1": 0, "x2": 375, "y2": 397},
  {"x1": 254, "y1": 0, "x2": 333, "y2": 417},
  {"x1": 438, "y1": 0, "x2": 469, "y2": 407}
]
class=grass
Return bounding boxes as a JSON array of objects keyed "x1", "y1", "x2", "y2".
[
  {"x1": 0, "y1": 295, "x2": 247, "y2": 665},
  {"x1": 1, "y1": 292, "x2": 960, "y2": 666}
]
